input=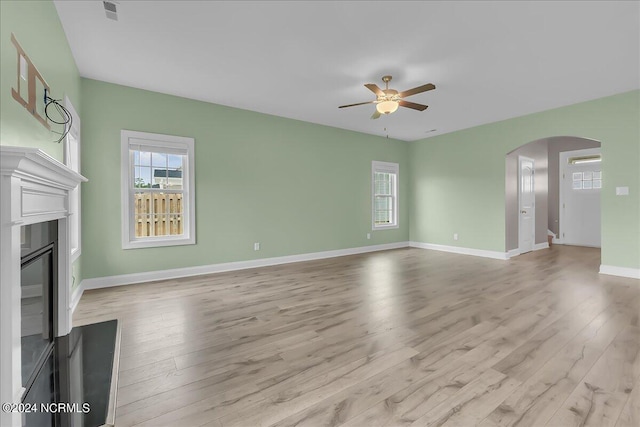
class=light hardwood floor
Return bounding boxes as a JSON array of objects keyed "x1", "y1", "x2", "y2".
[{"x1": 73, "y1": 246, "x2": 640, "y2": 427}]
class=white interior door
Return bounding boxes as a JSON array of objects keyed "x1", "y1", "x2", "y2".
[
  {"x1": 518, "y1": 156, "x2": 535, "y2": 254},
  {"x1": 560, "y1": 148, "x2": 601, "y2": 247}
]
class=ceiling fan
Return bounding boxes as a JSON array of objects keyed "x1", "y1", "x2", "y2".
[{"x1": 339, "y1": 75, "x2": 435, "y2": 119}]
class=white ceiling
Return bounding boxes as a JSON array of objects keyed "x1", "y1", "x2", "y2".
[{"x1": 54, "y1": 1, "x2": 639, "y2": 141}]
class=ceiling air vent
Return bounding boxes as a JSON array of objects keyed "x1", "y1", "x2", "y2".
[{"x1": 103, "y1": 1, "x2": 118, "y2": 21}]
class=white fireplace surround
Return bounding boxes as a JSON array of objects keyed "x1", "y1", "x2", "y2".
[{"x1": 0, "y1": 146, "x2": 87, "y2": 426}]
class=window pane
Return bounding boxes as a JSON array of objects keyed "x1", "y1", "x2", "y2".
[
  {"x1": 593, "y1": 171, "x2": 601, "y2": 179},
  {"x1": 583, "y1": 180, "x2": 593, "y2": 189},
  {"x1": 167, "y1": 155, "x2": 184, "y2": 190},
  {"x1": 168, "y1": 154, "x2": 183, "y2": 168},
  {"x1": 166, "y1": 168, "x2": 183, "y2": 189},
  {"x1": 583, "y1": 171, "x2": 593, "y2": 180},
  {"x1": 134, "y1": 192, "x2": 152, "y2": 215},
  {"x1": 138, "y1": 151, "x2": 151, "y2": 166},
  {"x1": 572, "y1": 172, "x2": 583, "y2": 181},
  {"x1": 168, "y1": 194, "x2": 183, "y2": 215},
  {"x1": 152, "y1": 152, "x2": 167, "y2": 168},
  {"x1": 593, "y1": 179, "x2": 602, "y2": 189},
  {"x1": 153, "y1": 193, "x2": 167, "y2": 215},
  {"x1": 375, "y1": 196, "x2": 391, "y2": 210},
  {"x1": 375, "y1": 211, "x2": 392, "y2": 224},
  {"x1": 134, "y1": 166, "x2": 152, "y2": 188},
  {"x1": 168, "y1": 214, "x2": 183, "y2": 235},
  {"x1": 572, "y1": 181, "x2": 583, "y2": 190},
  {"x1": 135, "y1": 215, "x2": 152, "y2": 238},
  {"x1": 375, "y1": 195, "x2": 392, "y2": 224},
  {"x1": 374, "y1": 172, "x2": 392, "y2": 195},
  {"x1": 152, "y1": 167, "x2": 167, "y2": 189},
  {"x1": 154, "y1": 214, "x2": 169, "y2": 236}
]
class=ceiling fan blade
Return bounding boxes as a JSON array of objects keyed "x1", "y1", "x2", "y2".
[
  {"x1": 371, "y1": 110, "x2": 381, "y2": 119},
  {"x1": 365, "y1": 84, "x2": 385, "y2": 97},
  {"x1": 338, "y1": 101, "x2": 375, "y2": 109},
  {"x1": 398, "y1": 83, "x2": 435, "y2": 98},
  {"x1": 398, "y1": 100, "x2": 428, "y2": 111}
]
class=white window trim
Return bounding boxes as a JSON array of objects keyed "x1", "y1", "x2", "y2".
[
  {"x1": 372, "y1": 160, "x2": 399, "y2": 230},
  {"x1": 120, "y1": 130, "x2": 196, "y2": 249},
  {"x1": 64, "y1": 96, "x2": 82, "y2": 262}
]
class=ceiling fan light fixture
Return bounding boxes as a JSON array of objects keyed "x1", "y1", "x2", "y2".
[{"x1": 376, "y1": 100, "x2": 399, "y2": 115}]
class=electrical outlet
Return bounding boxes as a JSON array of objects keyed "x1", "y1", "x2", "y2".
[
  {"x1": 367, "y1": 233, "x2": 371, "y2": 240},
  {"x1": 254, "y1": 242, "x2": 260, "y2": 251},
  {"x1": 453, "y1": 233, "x2": 459, "y2": 241}
]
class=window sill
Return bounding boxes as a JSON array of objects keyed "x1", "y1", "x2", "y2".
[
  {"x1": 372, "y1": 224, "x2": 399, "y2": 231},
  {"x1": 122, "y1": 236, "x2": 195, "y2": 250}
]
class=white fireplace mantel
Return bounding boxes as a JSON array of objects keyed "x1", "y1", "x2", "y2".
[{"x1": 0, "y1": 146, "x2": 87, "y2": 426}]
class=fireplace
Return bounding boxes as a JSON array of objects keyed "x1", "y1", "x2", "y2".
[
  {"x1": 1, "y1": 147, "x2": 87, "y2": 427},
  {"x1": 20, "y1": 220, "x2": 58, "y2": 426}
]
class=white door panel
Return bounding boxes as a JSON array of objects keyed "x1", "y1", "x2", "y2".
[
  {"x1": 518, "y1": 156, "x2": 535, "y2": 254},
  {"x1": 560, "y1": 148, "x2": 601, "y2": 247}
]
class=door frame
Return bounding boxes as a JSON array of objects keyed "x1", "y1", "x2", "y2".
[
  {"x1": 517, "y1": 155, "x2": 535, "y2": 255},
  {"x1": 559, "y1": 147, "x2": 601, "y2": 246}
]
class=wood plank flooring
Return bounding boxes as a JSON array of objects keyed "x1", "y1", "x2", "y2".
[{"x1": 73, "y1": 245, "x2": 640, "y2": 427}]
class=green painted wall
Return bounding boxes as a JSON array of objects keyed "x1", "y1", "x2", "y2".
[
  {"x1": 0, "y1": 0, "x2": 83, "y2": 286},
  {"x1": 0, "y1": 0, "x2": 80, "y2": 161},
  {"x1": 3, "y1": 1, "x2": 637, "y2": 282},
  {"x1": 409, "y1": 90, "x2": 640, "y2": 269},
  {"x1": 80, "y1": 79, "x2": 409, "y2": 279}
]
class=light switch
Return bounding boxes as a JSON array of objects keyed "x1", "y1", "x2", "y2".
[{"x1": 616, "y1": 187, "x2": 629, "y2": 196}]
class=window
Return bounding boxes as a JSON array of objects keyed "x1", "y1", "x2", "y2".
[
  {"x1": 372, "y1": 161, "x2": 399, "y2": 229},
  {"x1": 572, "y1": 170, "x2": 602, "y2": 190},
  {"x1": 121, "y1": 130, "x2": 195, "y2": 249}
]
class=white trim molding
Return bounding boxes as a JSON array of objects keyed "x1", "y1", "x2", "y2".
[
  {"x1": 409, "y1": 241, "x2": 509, "y2": 260},
  {"x1": 507, "y1": 249, "x2": 521, "y2": 258},
  {"x1": 81, "y1": 242, "x2": 410, "y2": 290},
  {"x1": 533, "y1": 242, "x2": 550, "y2": 251},
  {"x1": 371, "y1": 161, "x2": 399, "y2": 230},
  {"x1": 506, "y1": 242, "x2": 549, "y2": 258},
  {"x1": 0, "y1": 146, "x2": 87, "y2": 427},
  {"x1": 599, "y1": 265, "x2": 640, "y2": 280},
  {"x1": 70, "y1": 282, "x2": 85, "y2": 313},
  {"x1": 64, "y1": 96, "x2": 82, "y2": 263},
  {"x1": 120, "y1": 130, "x2": 196, "y2": 249}
]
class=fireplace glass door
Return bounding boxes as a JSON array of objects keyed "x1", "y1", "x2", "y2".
[{"x1": 20, "y1": 221, "x2": 58, "y2": 424}]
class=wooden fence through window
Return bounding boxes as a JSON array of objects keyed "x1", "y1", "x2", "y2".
[{"x1": 134, "y1": 192, "x2": 183, "y2": 237}]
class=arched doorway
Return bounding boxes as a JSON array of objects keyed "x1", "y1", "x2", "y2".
[{"x1": 505, "y1": 136, "x2": 601, "y2": 256}]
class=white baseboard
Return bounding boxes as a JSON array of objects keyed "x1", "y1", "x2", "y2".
[
  {"x1": 599, "y1": 265, "x2": 640, "y2": 280},
  {"x1": 534, "y1": 242, "x2": 550, "y2": 251},
  {"x1": 506, "y1": 242, "x2": 550, "y2": 258},
  {"x1": 409, "y1": 241, "x2": 509, "y2": 260},
  {"x1": 70, "y1": 282, "x2": 84, "y2": 312},
  {"x1": 21, "y1": 284, "x2": 43, "y2": 298},
  {"x1": 81, "y1": 242, "x2": 411, "y2": 290},
  {"x1": 507, "y1": 249, "x2": 521, "y2": 258}
]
